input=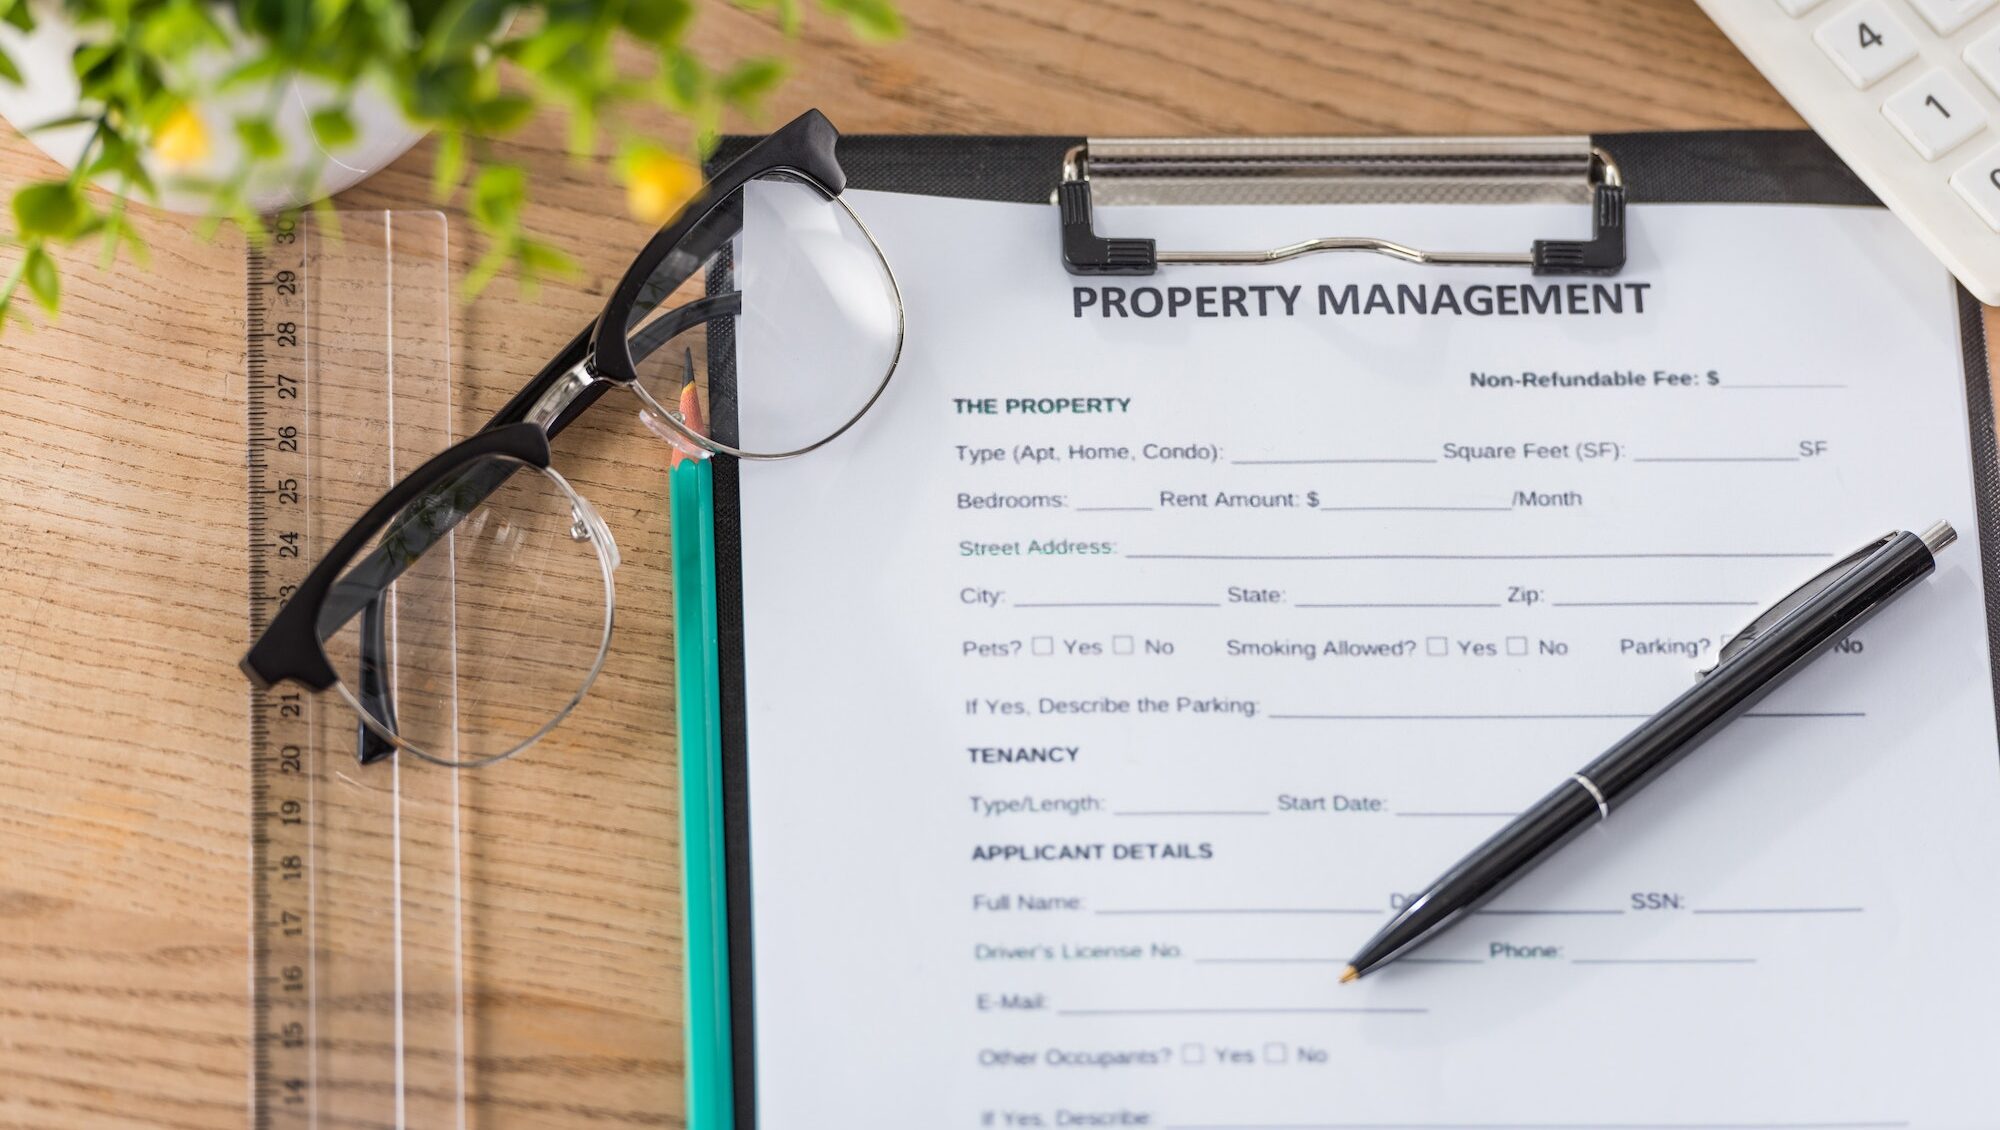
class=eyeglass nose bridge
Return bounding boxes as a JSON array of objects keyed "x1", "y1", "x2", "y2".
[{"x1": 525, "y1": 361, "x2": 602, "y2": 432}]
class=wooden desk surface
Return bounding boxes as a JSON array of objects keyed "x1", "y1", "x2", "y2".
[{"x1": 0, "y1": 2, "x2": 1982, "y2": 1126}]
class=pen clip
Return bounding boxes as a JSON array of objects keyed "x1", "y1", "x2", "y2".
[{"x1": 1698, "y1": 532, "x2": 1897, "y2": 677}]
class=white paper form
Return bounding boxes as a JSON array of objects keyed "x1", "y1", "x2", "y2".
[{"x1": 734, "y1": 188, "x2": 2000, "y2": 1129}]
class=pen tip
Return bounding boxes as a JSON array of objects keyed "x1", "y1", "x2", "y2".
[{"x1": 1338, "y1": 965, "x2": 1359, "y2": 984}]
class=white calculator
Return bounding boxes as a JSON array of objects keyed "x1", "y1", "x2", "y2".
[{"x1": 1700, "y1": 0, "x2": 2000, "y2": 302}]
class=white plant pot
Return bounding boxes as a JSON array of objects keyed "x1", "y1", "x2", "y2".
[{"x1": 0, "y1": 8, "x2": 428, "y2": 214}]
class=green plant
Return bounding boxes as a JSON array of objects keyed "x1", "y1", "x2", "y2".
[{"x1": 0, "y1": 0, "x2": 901, "y2": 329}]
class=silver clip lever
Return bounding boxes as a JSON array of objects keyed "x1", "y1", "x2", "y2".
[{"x1": 1058, "y1": 141, "x2": 1626, "y2": 277}]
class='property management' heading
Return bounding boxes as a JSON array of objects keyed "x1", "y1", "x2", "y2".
[{"x1": 1072, "y1": 281, "x2": 1651, "y2": 319}]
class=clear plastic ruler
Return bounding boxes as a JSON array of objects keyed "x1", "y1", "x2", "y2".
[{"x1": 245, "y1": 211, "x2": 469, "y2": 1128}]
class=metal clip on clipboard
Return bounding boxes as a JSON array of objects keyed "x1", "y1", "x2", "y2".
[{"x1": 1057, "y1": 135, "x2": 1626, "y2": 277}]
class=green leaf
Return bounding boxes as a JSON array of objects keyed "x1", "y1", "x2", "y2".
[
  {"x1": 469, "y1": 164, "x2": 525, "y2": 232},
  {"x1": 358, "y1": 0, "x2": 415, "y2": 53},
  {"x1": 310, "y1": 106, "x2": 357, "y2": 148},
  {"x1": 98, "y1": 209, "x2": 150, "y2": 271},
  {"x1": 12, "y1": 182, "x2": 88, "y2": 240},
  {"x1": 0, "y1": 0, "x2": 30, "y2": 33},
  {"x1": 517, "y1": 237, "x2": 577, "y2": 281},
  {"x1": 235, "y1": 117, "x2": 284, "y2": 160},
  {"x1": 566, "y1": 103, "x2": 597, "y2": 159},
  {"x1": 430, "y1": 130, "x2": 465, "y2": 201},
  {"x1": 662, "y1": 48, "x2": 705, "y2": 113},
  {"x1": 407, "y1": 60, "x2": 479, "y2": 122},
  {"x1": 462, "y1": 240, "x2": 511, "y2": 297},
  {"x1": 423, "y1": 0, "x2": 512, "y2": 64},
  {"x1": 24, "y1": 114, "x2": 98, "y2": 134},
  {"x1": 84, "y1": 132, "x2": 129, "y2": 178},
  {"x1": 140, "y1": 0, "x2": 228, "y2": 59},
  {"x1": 469, "y1": 93, "x2": 533, "y2": 134},
  {"x1": 218, "y1": 55, "x2": 288, "y2": 92},
  {"x1": 22, "y1": 246, "x2": 58, "y2": 314},
  {"x1": 71, "y1": 43, "x2": 117, "y2": 93},
  {"x1": 621, "y1": 0, "x2": 695, "y2": 43},
  {"x1": 717, "y1": 57, "x2": 786, "y2": 112},
  {"x1": 502, "y1": 21, "x2": 590, "y2": 74},
  {"x1": 120, "y1": 155, "x2": 157, "y2": 200},
  {"x1": 0, "y1": 47, "x2": 20, "y2": 86},
  {"x1": 820, "y1": 0, "x2": 904, "y2": 41},
  {"x1": 315, "y1": 0, "x2": 357, "y2": 30}
]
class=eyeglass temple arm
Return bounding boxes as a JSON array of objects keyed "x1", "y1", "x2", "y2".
[
  {"x1": 355, "y1": 595, "x2": 400, "y2": 764},
  {"x1": 338, "y1": 292, "x2": 740, "y2": 763},
  {"x1": 336, "y1": 291, "x2": 741, "y2": 637}
]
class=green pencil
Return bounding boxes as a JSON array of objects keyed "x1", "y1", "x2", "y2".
[{"x1": 672, "y1": 452, "x2": 734, "y2": 1129}]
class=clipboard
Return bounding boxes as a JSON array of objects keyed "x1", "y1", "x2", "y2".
[{"x1": 672, "y1": 127, "x2": 2000, "y2": 1128}]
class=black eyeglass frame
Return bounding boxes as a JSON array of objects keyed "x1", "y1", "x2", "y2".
[
  {"x1": 493, "y1": 106, "x2": 904, "y2": 462},
  {"x1": 240, "y1": 108, "x2": 893, "y2": 766}
]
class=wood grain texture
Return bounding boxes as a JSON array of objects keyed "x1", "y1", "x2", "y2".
[{"x1": 0, "y1": 1, "x2": 1969, "y2": 1126}]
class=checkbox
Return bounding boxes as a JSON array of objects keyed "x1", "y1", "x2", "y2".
[
  {"x1": 1426, "y1": 636, "x2": 1448, "y2": 657},
  {"x1": 1506, "y1": 636, "x2": 1528, "y2": 656},
  {"x1": 1181, "y1": 1043, "x2": 1204, "y2": 1064},
  {"x1": 1032, "y1": 636, "x2": 1054, "y2": 656},
  {"x1": 1263, "y1": 1042, "x2": 1287, "y2": 1064},
  {"x1": 1112, "y1": 635, "x2": 1134, "y2": 655}
]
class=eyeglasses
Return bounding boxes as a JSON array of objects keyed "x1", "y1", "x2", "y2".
[{"x1": 240, "y1": 109, "x2": 904, "y2": 767}]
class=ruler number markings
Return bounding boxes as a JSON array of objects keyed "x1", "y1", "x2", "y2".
[{"x1": 247, "y1": 210, "x2": 315, "y2": 1126}]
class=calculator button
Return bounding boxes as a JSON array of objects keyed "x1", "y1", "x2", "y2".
[
  {"x1": 1967, "y1": 25, "x2": 2000, "y2": 98},
  {"x1": 1951, "y1": 145, "x2": 2000, "y2": 229},
  {"x1": 1778, "y1": 0, "x2": 1829, "y2": 14},
  {"x1": 1906, "y1": 0, "x2": 1996, "y2": 34},
  {"x1": 1815, "y1": 1, "x2": 1919, "y2": 87},
  {"x1": 1883, "y1": 70, "x2": 1988, "y2": 158}
]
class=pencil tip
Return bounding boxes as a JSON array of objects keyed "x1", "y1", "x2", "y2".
[{"x1": 1338, "y1": 965, "x2": 1359, "y2": 984}]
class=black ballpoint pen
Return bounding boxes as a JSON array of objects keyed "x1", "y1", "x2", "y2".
[{"x1": 1340, "y1": 521, "x2": 1958, "y2": 983}]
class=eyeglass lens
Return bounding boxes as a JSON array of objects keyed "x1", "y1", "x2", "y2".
[
  {"x1": 315, "y1": 453, "x2": 616, "y2": 766},
  {"x1": 621, "y1": 173, "x2": 901, "y2": 458}
]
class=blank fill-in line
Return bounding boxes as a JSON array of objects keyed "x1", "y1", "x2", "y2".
[
  {"x1": 1553, "y1": 600, "x2": 1760, "y2": 607},
  {"x1": 1633, "y1": 455, "x2": 1801, "y2": 463},
  {"x1": 1164, "y1": 1121, "x2": 1906, "y2": 1129},
  {"x1": 1232, "y1": 456, "x2": 1437, "y2": 465},
  {"x1": 1319, "y1": 505, "x2": 1511, "y2": 512},
  {"x1": 1296, "y1": 601, "x2": 1503, "y2": 608},
  {"x1": 1272, "y1": 711, "x2": 1861, "y2": 722},
  {"x1": 1013, "y1": 601, "x2": 1220, "y2": 608},
  {"x1": 1114, "y1": 809, "x2": 1270, "y2": 817},
  {"x1": 1272, "y1": 713, "x2": 1653, "y2": 721},
  {"x1": 1722, "y1": 382, "x2": 1850, "y2": 389},
  {"x1": 1059, "y1": 1006, "x2": 1428, "y2": 1016},
  {"x1": 1572, "y1": 957, "x2": 1758, "y2": 965},
  {"x1": 1075, "y1": 505, "x2": 1154, "y2": 512},
  {"x1": 1396, "y1": 810, "x2": 1519, "y2": 818},
  {"x1": 1193, "y1": 957, "x2": 1349, "y2": 965},
  {"x1": 1095, "y1": 907, "x2": 1381, "y2": 916},
  {"x1": 1474, "y1": 908, "x2": 1624, "y2": 916},
  {"x1": 1743, "y1": 711, "x2": 1865, "y2": 718},
  {"x1": 1129, "y1": 551, "x2": 1829, "y2": 561},
  {"x1": 1693, "y1": 906, "x2": 1864, "y2": 916}
]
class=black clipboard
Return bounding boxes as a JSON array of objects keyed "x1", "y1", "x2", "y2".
[{"x1": 701, "y1": 128, "x2": 2000, "y2": 1126}]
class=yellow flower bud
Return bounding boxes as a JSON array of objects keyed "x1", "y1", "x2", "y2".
[
  {"x1": 626, "y1": 151, "x2": 700, "y2": 226},
  {"x1": 153, "y1": 105, "x2": 209, "y2": 169}
]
